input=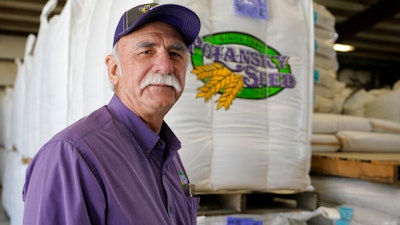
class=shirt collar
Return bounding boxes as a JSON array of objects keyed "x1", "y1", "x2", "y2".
[{"x1": 107, "y1": 94, "x2": 181, "y2": 153}]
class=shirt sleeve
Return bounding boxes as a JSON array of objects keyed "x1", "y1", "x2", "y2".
[{"x1": 22, "y1": 140, "x2": 106, "y2": 225}]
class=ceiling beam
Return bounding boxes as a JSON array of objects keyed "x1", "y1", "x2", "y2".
[{"x1": 336, "y1": 0, "x2": 400, "y2": 42}]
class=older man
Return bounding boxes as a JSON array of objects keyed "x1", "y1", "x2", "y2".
[{"x1": 22, "y1": 3, "x2": 201, "y2": 225}]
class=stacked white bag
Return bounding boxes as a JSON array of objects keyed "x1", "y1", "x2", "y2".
[
  {"x1": 164, "y1": 0, "x2": 314, "y2": 191},
  {"x1": 313, "y1": 2, "x2": 349, "y2": 114},
  {"x1": 364, "y1": 86, "x2": 400, "y2": 123},
  {"x1": 0, "y1": 87, "x2": 13, "y2": 151}
]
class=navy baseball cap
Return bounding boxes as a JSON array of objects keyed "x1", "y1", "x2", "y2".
[{"x1": 113, "y1": 3, "x2": 201, "y2": 47}]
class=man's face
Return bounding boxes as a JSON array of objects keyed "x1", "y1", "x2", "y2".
[{"x1": 107, "y1": 21, "x2": 189, "y2": 118}]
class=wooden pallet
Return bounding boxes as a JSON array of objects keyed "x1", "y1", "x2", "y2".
[
  {"x1": 195, "y1": 190, "x2": 319, "y2": 216},
  {"x1": 311, "y1": 152, "x2": 400, "y2": 184}
]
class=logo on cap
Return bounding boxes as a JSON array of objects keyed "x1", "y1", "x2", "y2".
[{"x1": 139, "y1": 3, "x2": 157, "y2": 14}]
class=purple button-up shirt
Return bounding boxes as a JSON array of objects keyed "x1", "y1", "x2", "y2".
[{"x1": 22, "y1": 95, "x2": 199, "y2": 225}]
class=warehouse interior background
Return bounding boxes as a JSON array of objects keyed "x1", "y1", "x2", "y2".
[
  {"x1": 0, "y1": 0, "x2": 400, "y2": 224},
  {"x1": 0, "y1": 0, "x2": 400, "y2": 89}
]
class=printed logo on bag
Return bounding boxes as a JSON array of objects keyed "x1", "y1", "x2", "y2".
[
  {"x1": 190, "y1": 32, "x2": 296, "y2": 110},
  {"x1": 234, "y1": 0, "x2": 268, "y2": 20}
]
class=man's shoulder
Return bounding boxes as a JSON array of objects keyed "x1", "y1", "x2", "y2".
[{"x1": 52, "y1": 106, "x2": 114, "y2": 143}]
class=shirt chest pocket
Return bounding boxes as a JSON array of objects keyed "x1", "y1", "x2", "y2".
[{"x1": 185, "y1": 195, "x2": 200, "y2": 225}]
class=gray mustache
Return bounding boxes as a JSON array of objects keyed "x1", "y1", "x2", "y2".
[{"x1": 140, "y1": 73, "x2": 182, "y2": 92}]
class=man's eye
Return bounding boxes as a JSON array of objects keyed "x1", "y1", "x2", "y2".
[
  {"x1": 140, "y1": 50, "x2": 152, "y2": 55},
  {"x1": 170, "y1": 52, "x2": 182, "y2": 58}
]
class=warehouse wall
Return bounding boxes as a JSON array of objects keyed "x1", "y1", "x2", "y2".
[{"x1": 0, "y1": 35, "x2": 27, "y2": 86}]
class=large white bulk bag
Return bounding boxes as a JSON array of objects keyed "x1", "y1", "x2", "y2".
[
  {"x1": 165, "y1": 0, "x2": 314, "y2": 191},
  {"x1": 68, "y1": 0, "x2": 154, "y2": 123},
  {"x1": 85, "y1": 0, "x2": 156, "y2": 114},
  {"x1": 0, "y1": 87, "x2": 13, "y2": 150},
  {"x1": 1, "y1": 150, "x2": 28, "y2": 225},
  {"x1": 68, "y1": 0, "x2": 99, "y2": 123},
  {"x1": 22, "y1": 0, "x2": 59, "y2": 157},
  {"x1": 158, "y1": 0, "x2": 214, "y2": 189},
  {"x1": 68, "y1": 0, "x2": 110, "y2": 123},
  {"x1": 38, "y1": 0, "x2": 71, "y2": 150},
  {"x1": 11, "y1": 34, "x2": 36, "y2": 154}
]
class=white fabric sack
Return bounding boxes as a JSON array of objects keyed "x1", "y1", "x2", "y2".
[
  {"x1": 161, "y1": 0, "x2": 214, "y2": 189},
  {"x1": 197, "y1": 207, "x2": 338, "y2": 225},
  {"x1": 369, "y1": 118, "x2": 400, "y2": 134},
  {"x1": 79, "y1": 0, "x2": 110, "y2": 118},
  {"x1": 10, "y1": 34, "x2": 36, "y2": 154},
  {"x1": 313, "y1": 2, "x2": 335, "y2": 31},
  {"x1": 209, "y1": 0, "x2": 272, "y2": 189},
  {"x1": 337, "y1": 204, "x2": 400, "y2": 225},
  {"x1": 312, "y1": 113, "x2": 372, "y2": 134},
  {"x1": 314, "y1": 84, "x2": 334, "y2": 99},
  {"x1": 0, "y1": 88, "x2": 13, "y2": 150},
  {"x1": 332, "y1": 88, "x2": 352, "y2": 114},
  {"x1": 342, "y1": 88, "x2": 375, "y2": 117},
  {"x1": 209, "y1": 0, "x2": 271, "y2": 188},
  {"x1": 314, "y1": 54, "x2": 339, "y2": 72},
  {"x1": 80, "y1": 0, "x2": 126, "y2": 118},
  {"x1": 311, "y1": 134, "x2": 340, "y2": 152},
  {"x1": 1, "y1": 150, "x2": 28, "y2": 225},
  {"x1": 22, "y1": 0, "x2": 59, "y2": 157},
  {"x1": 0, "y1": 148, "x2": 7, "y2": 184},
  {"x1": 166, "y1": 0, "x2": 314, "y2": 191},
  {"x1": 315, "y1": 37, "x2": 336, "y2": 59},
  {"x1": 314, "y1": 26, "x2": 338, "y2": 43},
  {"x1": 314, "y1": 67, "x2": 337, "y2": 86},
  {"x1": 313, "y1": 95, "x2": 334, "y2": 113},
  {"x1": 0, "y1": 90, "x2": 6, "y2": 148},
  {"x1": 364, "y1": 89, "x2": 400, "y2": 123},
  {"x1": 67, "y1": 0, "x2": 97, "y2": 124},
  {"x1": 68, "y1": 0, "x2": 154, "y2": 124},
  {"x1": 38, "y1": 0, "x2": 71, "y2": 150},
  {"x1": 368, "y1": 88, "x2": 391, "y2": 97},
  {"x1": 337, "y1": 130, "x2": 400, "y2": 152},
  {"x1": 311, "y1": 175, "x2": 400, "y2": 218}
]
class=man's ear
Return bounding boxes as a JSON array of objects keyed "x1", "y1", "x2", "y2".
[{"x1": 105, "y1": 54, "x2": 119, "y2": 85}]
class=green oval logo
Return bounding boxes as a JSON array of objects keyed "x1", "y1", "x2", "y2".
[{"x1": 190, "y1": 32, "x2": 296, "y2": 109}]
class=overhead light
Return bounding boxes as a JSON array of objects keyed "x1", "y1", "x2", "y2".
[{"x1": 333, "y1": 43, "x2": 355, "y2": 52}]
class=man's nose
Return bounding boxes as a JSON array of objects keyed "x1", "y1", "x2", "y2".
[{"x1": 153, "y1": 51, "x2": 174, "y2": 75}]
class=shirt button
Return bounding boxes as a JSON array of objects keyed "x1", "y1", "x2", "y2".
[{"x1": 145, "y1": 149, "x2": 151, "y2": 156}]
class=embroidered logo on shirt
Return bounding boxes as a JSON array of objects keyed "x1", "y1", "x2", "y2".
[{"x1": 178, "y1": 171, "x2": 189, "y2": 188}]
